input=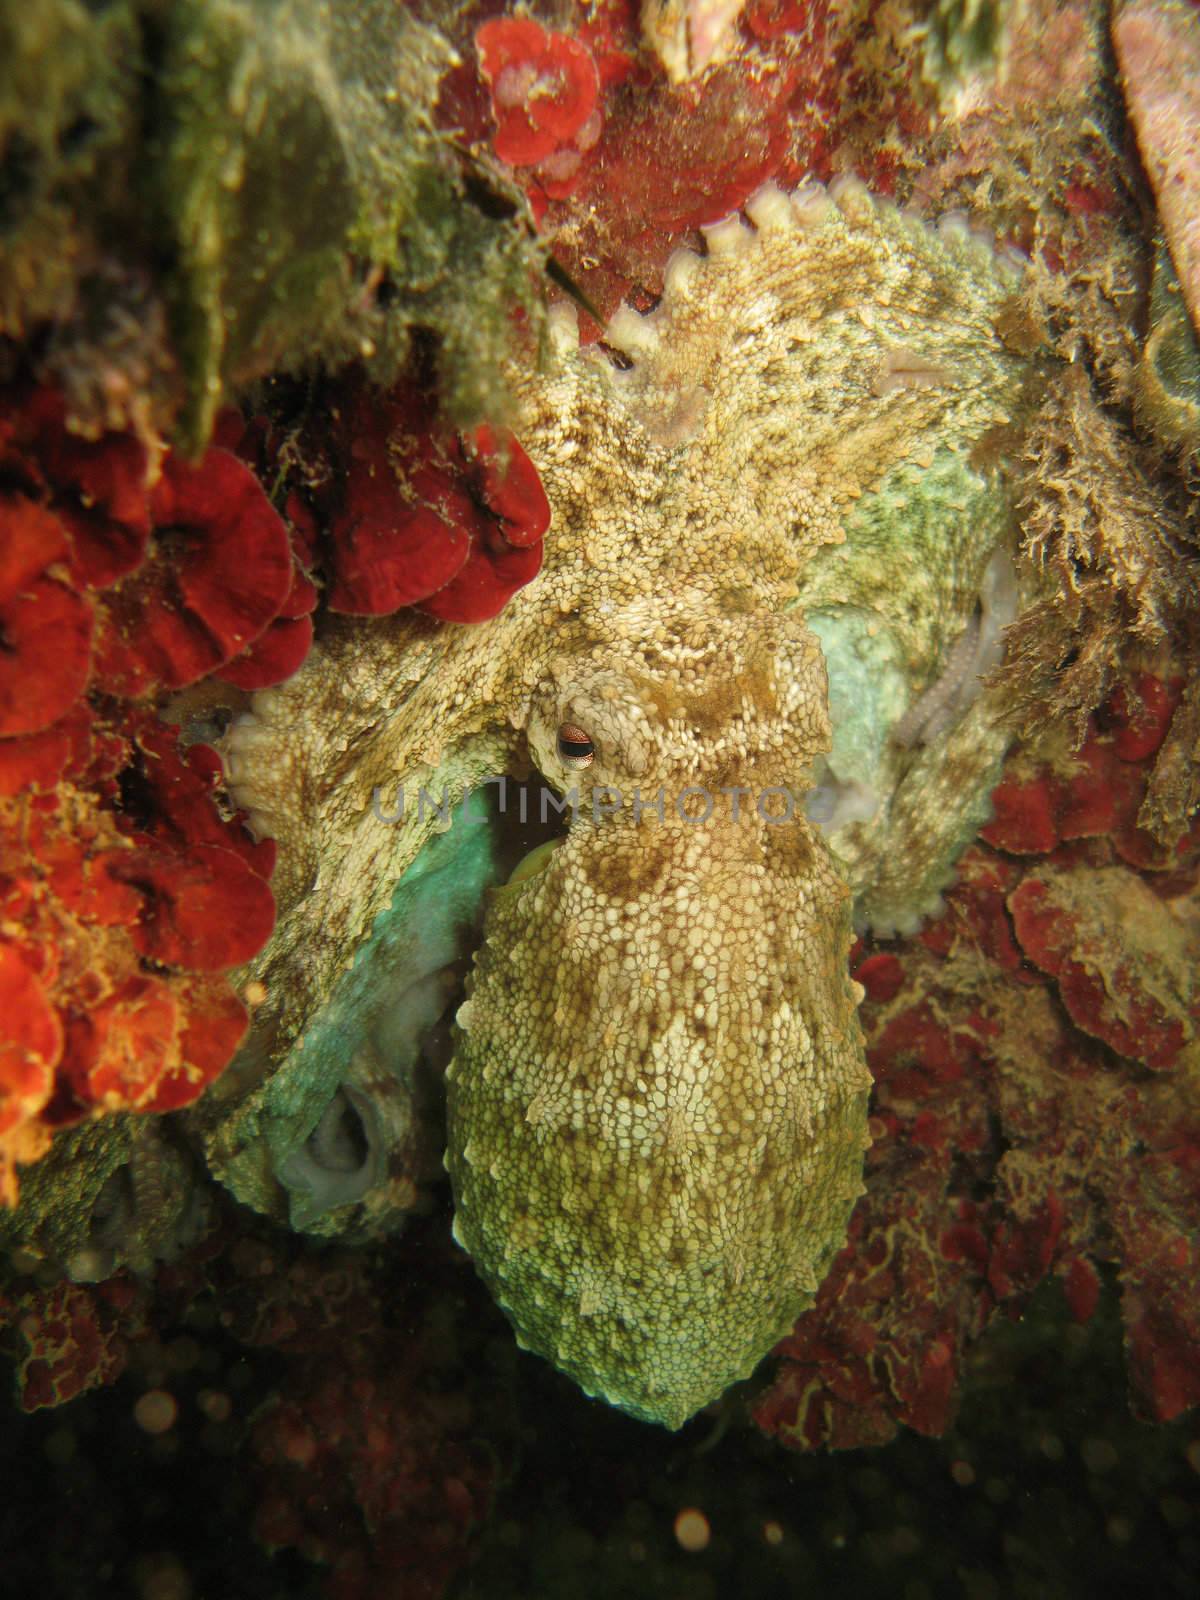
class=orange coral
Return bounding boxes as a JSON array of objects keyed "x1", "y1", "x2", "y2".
[
  {"x1": 0, "y1": 496, "x2": 94, "y2": 740},
  {"x1": 0, "y1": 386, "x2": 297, "y2": 1202},
  {"x1": 0, "y1": 780, "x2": 271, "y2": 1197}
]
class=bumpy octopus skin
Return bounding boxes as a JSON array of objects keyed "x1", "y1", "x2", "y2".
[{"x1": 219, "y1": 179, "x2": 1032, "y2": 1427}]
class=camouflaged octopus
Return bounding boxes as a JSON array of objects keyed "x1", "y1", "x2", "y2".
[{"x1": 216, "y1": 178, "x2": 1033, "y2": 1428}]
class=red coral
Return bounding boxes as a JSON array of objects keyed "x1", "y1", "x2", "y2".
[
  {"x1": 165, "y1": 976, "x2": 253, "y2": 1114},
  {"x1": 0, "y1": 496, "x2": 94, "y2": 738},
  {"x1": 920, "y1": 847, "x2": 1028, "y2": 972},
  {"x1": 117, "y1": 717, "x2": 276, "y2": 881},
  {"x1": 217, "y1": 568, "x2": 317, "y2": 689},
  {"x1": 851, "y1": 950, "x2": 905, "y2": 1004},
  {"x1": 215, "y1": 461, "x2": 320, "y2": 690},
  {"x1": 0, "y1": 943, "x2": 60, "y2": 1140},
  {"x1": 56, "y1": 967, "x2": 249, "y2": 1115},
  {"x1": 981, "y1": 770, "x2": 1060, "y2": 854},
  {"x1": 65, "y1": 972, "x2": 182, "y2": 1109},
  {"x1": 1104, "y1": 673, "x2": 1183, "y2": 763},
  {"x1": 982, "y1": 688, "x2": 1200, "y2": 873},
  {"x1": 0, "y1": 706, "x2": 98, "y2": 798},
  {"x1": 1, "y1": 385, "x2": 151, "y2": 589},
  {"x1": 174, "y1": 1236, "x2": 497, "y2": 1600},
  {"x1": 325, "y1": 387, "x2": 548, "y2": 623},
  {"x1": 1061, "y1": 1253, "x2": 1102, "y2": 1322},
  {"x1": 0, "y1": 384, "x2": 302, "y2": 1195},
  {"x1": 476, "y1": 16, "x2": 602, "y2": 185},
  {"x1": 757, "y1": 673, "x2": 1200, "y2": 1451},
  {"x1": 114, "y1": 843, "x2": 276, "y2": 972},
  {"x1": 93, "y1": 449, "x2": 294, "y2": 697},
  {"x1": 745, "y1": 0, "x2": 813, "y2": 38},
  {"x1": 577, "y1": 0, "x2": 641, "y2": 91},
  {"x1": 324, "y1": 389, "x2": 475, "y2": 615},
  {"x1": 415, "y1": 422, "x2": 550, "y2": 623},
  {"x1": 19, "y1": 721, "x2": 274, "y2": 1116},
  {"x1": 1119, "y1": 1226, "x2": 1200, "y2": 1422},
  {"x1": 1009, "y1": 871, "x2": 1198, "y2": 1071},
  {"x1": 987, "y1": 1189, "x2": 1065, "y2": 1300},
  {"x1": 0, "y1": 384, "x2": 314, "y2": 778},
  {"x1": 439, "y1": 0, "x2": 910, "y2": 320},
  {"x1": 2, "y1": 1279, "x2": 136, "y2": 1410},
  {"x1": 0, "y1": 490, "x2": 68, "y2": 599}
]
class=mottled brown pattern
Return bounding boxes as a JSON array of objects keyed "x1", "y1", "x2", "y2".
[{"x1": 221, "y1": 179, "x2": 1033, "y2": 1425}]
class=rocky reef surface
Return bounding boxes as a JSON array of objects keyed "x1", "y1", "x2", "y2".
[{"x1": 1, "y1": 2, "x2": 1198, "y2": 1596}]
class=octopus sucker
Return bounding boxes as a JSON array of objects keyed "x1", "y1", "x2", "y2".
[{"x1": 210, "y1": 179, "x2": 1039, "y2": 1427}]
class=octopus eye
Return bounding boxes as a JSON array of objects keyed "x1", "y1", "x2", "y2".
[{"x1": 557, "y1": 721, "x2": 595, "y2": 769}]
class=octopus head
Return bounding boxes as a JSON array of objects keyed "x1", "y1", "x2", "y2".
[{"x1": 444, "y1": 604, "x2": 872, "y2": 1426}]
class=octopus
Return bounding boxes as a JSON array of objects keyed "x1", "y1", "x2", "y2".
[{"x1": 214, "y1": 178, "x2": 1034, "y2": 1428}]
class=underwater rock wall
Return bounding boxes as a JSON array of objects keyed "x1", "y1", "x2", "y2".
[{"x1": 0, "y1": 1, "x2": 1198, "y2": 1595}]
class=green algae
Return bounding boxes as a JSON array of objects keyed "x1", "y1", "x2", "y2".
[
  {"x1": 0, "y1": 0, "x2": 544, "y2": 448},
  {"x1": 911, "y1": 0, "x2": 1019, "y2": 100},
  {"x1": 0, "y1": 2, "x2": 143, "y2": 337}
]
